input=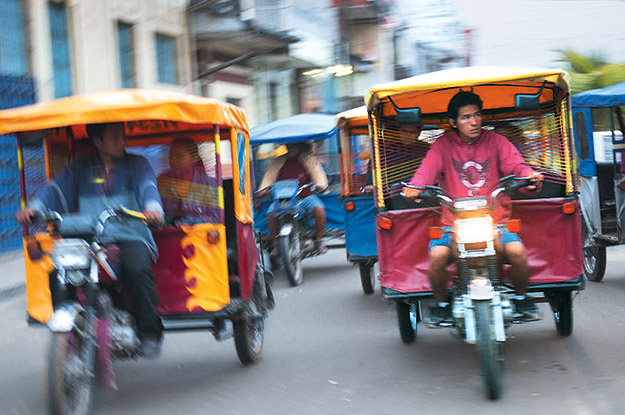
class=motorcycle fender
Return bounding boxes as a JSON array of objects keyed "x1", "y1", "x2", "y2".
[{"x1": 279, "y1": 223, "x2": 293, "y2": 237}]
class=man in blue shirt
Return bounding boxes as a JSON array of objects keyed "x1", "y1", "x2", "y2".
[{"x1": 17, "y1": 122, "x2": 165, "y2": 358}]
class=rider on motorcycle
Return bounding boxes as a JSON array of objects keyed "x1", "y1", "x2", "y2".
[
  {"x1": 16, "y1": 122, "x2": 165, "y2": 358},
  {"x1": 402, "y1": 91, "x2": 544, "y2": 327},
  {"x1": 257, "y1": 142, "x2": 329, "y2": 255}
]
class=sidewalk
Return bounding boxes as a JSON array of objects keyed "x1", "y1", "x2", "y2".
[{"x1": 0, "y1": 251, "x2": 26, "y2": 299}]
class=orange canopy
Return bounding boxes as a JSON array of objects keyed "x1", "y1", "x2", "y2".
[{"x1": 0, "y1": 89, "x2": 249, "y2": 135}]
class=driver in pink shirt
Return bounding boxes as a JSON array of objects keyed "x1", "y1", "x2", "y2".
[{"x1": 403, "y1": 91, "x2": 543, "y2": 326}]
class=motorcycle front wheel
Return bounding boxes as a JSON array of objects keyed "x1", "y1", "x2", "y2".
[
  {"x1": 47, "y1": 311, "x2": 97, "y2": 415},
  {"x1": 279, "y1": 229, "x2": 303, "y2": 286},
  {"x1": 474, "y1": 300, "x2": 504, "y2": 400}
]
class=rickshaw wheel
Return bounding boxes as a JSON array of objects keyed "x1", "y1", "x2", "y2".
[
  {"x1": 359, "y1": 262, "x2": 375, "y2": 295},
  {"x1": 547, "y1": 291, "x2": 573, "y2": 336},
  {"x1": 582, "y1": 222, "x2": 606, "y2": 282},
  {"x1": 396, "y1": 301, "x2": 420, "y2": 344},
  {"x1": 279, "y1": 231, "x2": 303, "y2": 286},
  {"x1": 475, "y1": 300, "x2": 504, "y2": 400},
  {"x1": 234, "y1": 277, "x2": 265, "y2": 365},
  {"x1": 47, "y1": 312, "x2": 97, "y2": 415}
]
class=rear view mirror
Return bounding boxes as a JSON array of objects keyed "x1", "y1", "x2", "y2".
[
  {"x1": 388, "y1": 96, "x2": 421, "y2": 125},
  {"x1": 515, "y1": 82, "x2": 546, "y2": 111}
]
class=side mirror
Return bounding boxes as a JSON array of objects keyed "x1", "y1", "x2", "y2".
[
  {"x1": 515, "y1": 82, "x2": 546, "y2": 111},
  {"x1": 388, "y1": 96, "x2": 422, "y2": 125}
]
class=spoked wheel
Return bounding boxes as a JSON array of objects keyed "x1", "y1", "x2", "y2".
[
  {"x1": 396, "y1": 301, "x2": 420, "y2": 344},
  {"x1": 474, "y1": 300, "x2": 504, "y2": 400},
  {"x1": 234, "y1": 276, "x2": 266, "y2": 365},
  {"x1": 582, "y1": 221, "x2": 606, "y2": 282},
  {"x1": 547, "y1": 291, "x2": 573, "y2": 336},
  {"x1": 359, "y1": 262, "x2": 376, "y2": 295},
  {"x1": 47, "y1": 311, "x2": 97, "y2": 415},
  {"x1": 279, "y1": 230, "x2": 303, "y2": 286}
]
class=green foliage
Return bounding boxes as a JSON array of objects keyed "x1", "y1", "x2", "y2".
[{"x1": 556, "y1": 50, "x2": 625, "y2": 95}]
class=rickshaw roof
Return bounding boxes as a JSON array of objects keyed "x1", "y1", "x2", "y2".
[
  {"x1": 0, "y1": 89, "x2": 249, "y2": 135},
  {"x1": 572, "y1": 81, "x2": 625, "y2": 107},
  {"x1": 250, "y1": 113, "x2": 337, "y2": 145},
  {"x1": 365, "y1": 66, "x2": 570, "y2": 109},
  {"x1": 336, "y1": 106, "x2": 368, "y2": 122}
]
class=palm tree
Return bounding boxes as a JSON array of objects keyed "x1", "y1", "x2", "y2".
[{"x1": 556, "y1": 50, "x2": 625, "y2": 95}]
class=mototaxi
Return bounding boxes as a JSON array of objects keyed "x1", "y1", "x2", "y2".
[
  {"x1": 0, "y1": 89, "x2": 271, "y2": 414},
  {"x1": 336, "y1": 106, "x2": 378, "y2": 294},
  {"x1": 365, "y1": 66, "x2": 584, "y2": 398},
  {"x1": 572, "y1": 81, "x2": 625, "y2": 281},
  {"x1": 251, "y1": 113, "x2": 345, "y2": 286}
]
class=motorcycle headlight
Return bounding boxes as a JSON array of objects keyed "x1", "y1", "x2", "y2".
[
  {"x1": 454, "y1": 217, "x2": 494, "y2": 244},
  {"x1": 53, "y1": 240, "x2": 92, "y2": 269}
]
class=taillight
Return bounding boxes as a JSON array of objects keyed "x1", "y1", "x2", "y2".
[
  {"x1": 506, "y1": 219, "x2": 521, "y2": 233},
  {"x1": 620, "y1": 181, "x2": 625, "y2": 190},
  {"x1": 207, "y1": 230, "x2": 221, "y2": 244},
  {"x1": 345, "y1": 201, "x2": 355, "y2": 211},
  {"x1": 561, "y1": 202, "x2": 576, "y2": 215},
  {"x1": 428, "y1": 227, "x2": 443, "y2": 240},
  {"x1": 379, "y1": 217, "x2": 393, "y2": 230}
]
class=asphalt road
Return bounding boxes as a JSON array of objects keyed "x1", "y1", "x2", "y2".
[{"x1": 1, "y1": 247, "x2": 625, "y2": 415}]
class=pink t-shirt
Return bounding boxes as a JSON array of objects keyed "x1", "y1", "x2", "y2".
[{"x1": 408, "y1": 129, "x2": 536, "y2": 224}]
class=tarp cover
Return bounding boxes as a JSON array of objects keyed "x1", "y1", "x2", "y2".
[
  {"x1": 572, "y1": 81, "x2": 625, "y2": 107},
  {"x1": 0, "y1": 89, "x2": 249, "y2": 134},
  {"x1": 344, "y1": 196, "x2": 377, "y2": 259},
  {"x1": 250, "y1": 114, "x2": 337, "y2": 144},
  {"x1": 377, "y1": 199, "x2": 582, "y2": 293}
]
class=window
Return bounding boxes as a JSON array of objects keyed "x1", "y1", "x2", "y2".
[
  {"x1": 155, "y1": 33, "x2": 178, "y2": 84},
  {"x1": 0, "y1": 0, "x2": 28, "y2": 75},
  {"x1": 226, "y1": 97, "x2": 242, "y2": 107},
  {"x1": 117, "y1": 22, "x2": 136, "y2": 88},
  {"x1": 49, "y1": 1, "x2": 73, "y2": 97}
]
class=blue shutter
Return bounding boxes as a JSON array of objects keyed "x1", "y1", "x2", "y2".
[
  {"x1": 49, "y1": 2, "x2": 73, "y2": 97},
  {"x1": 155, "y1": 34, "x2": 178, "y2": 84},
  {"x1": 117, "y1": 22, "x2": 136, "y2": 88},
  {"x1": 0, "y1": 0, "x2": 28, "y2": 75}
]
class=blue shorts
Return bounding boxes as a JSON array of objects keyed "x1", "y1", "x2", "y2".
[
  {"x1": 429, "y1": 227, "x2": 521, "y2": 251},
  {"x1": 268, "y1": 194, "x2": 324, "y2": 217}
]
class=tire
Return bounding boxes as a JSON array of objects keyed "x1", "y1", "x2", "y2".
[
  {"x1": 582, "y1": 221, "x2": 607, "y2": 282},
  {"x1": 359, "y1": 262, "x2": 375, "y2": 295},
  {"x1": 47, "y1": 312, "x2": 97, "y2": 415},
  {"x1": 397, "y1": 301, "x2": 419, "y2": 344},
  {"x1": 474, "y1": 300, "x2": 504, "y2": 400},
  {"x1": 279, "y1": 230, "x2": 303, "y2": 286},
  {"x1": 234, "y1": 277, "x2": 265, "y2": 365},
  {"x1": 548, "y1": 291, "x2": 573, "y2": 336}
]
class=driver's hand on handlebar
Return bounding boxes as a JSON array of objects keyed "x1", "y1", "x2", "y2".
[
  {"x1": 16, "y1": 207, "x2": 37, "y2": 226},
  {"x1": 526, "y1": 171, "x2": 544, "y2": 191},
  {"x1": 143, "y1": 210, "x2": 163, "y2": 226},
  {"x1": 402, "y1": 187, "x2": 421, "y2": 202}
]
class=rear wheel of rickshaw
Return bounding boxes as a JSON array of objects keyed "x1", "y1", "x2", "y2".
[
  {"x1": 234, "y1": 276, "x2": 266, "y2": 365},
  {"x1": 582, "y1": 222, "x2": 606, "y2": 282},
  {"x1": 279, "y1": 231, "x2": 303, "y2": 286},
  {"x1": 475, "y1": 300, "x2": 504, "y2": 400},
  {"x1": 396, "y1": 301, "x2": 420, "y2": 344},
  {"x1": 547, "y1": 291, "x2": 573, "y2": 336},
  {"x1": 359, "y1": 262, "x2": 375, "y2": 295},
  {"x1": 47, "y1": 311, "x2": 97, "y2": 415}
]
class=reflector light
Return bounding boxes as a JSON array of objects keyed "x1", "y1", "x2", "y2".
[
  {"x1": 506, "y1": 219, "x2": 521, "y2": 233},
  {"x1": 345, "y1": 201, "x2": 355, "y2": 211},
  {"x1": 561, "y1": 202, "x2": 576, "y2": 215},
  {"x1": 379, "y1": 217, "x2": 393, "y2": 230},
  {"x1": 428, "y1": 227, "x2": 443, "y2": 240},
  {"x1": 620, "y1": 181, "x2": 625, "y2": 190},
  {"x1": 207, "y1": 230, "x2": 220, "y2": 244}
]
